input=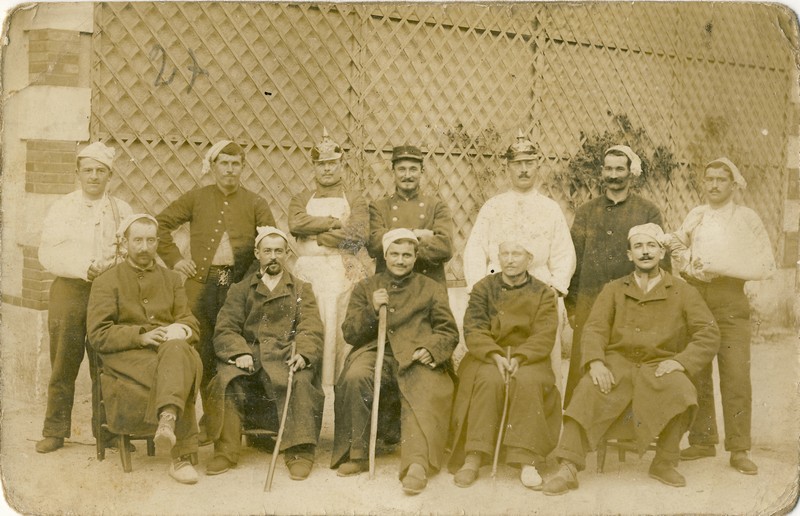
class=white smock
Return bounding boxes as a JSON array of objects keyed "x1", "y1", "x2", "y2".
[{"x1": 293, "y1": 193, "x2": 359, "y2": 386}]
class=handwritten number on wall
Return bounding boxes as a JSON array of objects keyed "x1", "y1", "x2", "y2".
[{"x1": 150, "y1": 45, "x2": 208, "y2": 93}]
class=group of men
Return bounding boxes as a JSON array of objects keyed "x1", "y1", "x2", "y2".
[{"x1": 35, "y1": 131, "x2": 775, "y2": 495}]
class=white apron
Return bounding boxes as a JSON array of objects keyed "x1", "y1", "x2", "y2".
[{"x1": 293, "y1": 193, "x2": 362, "y2": 386}]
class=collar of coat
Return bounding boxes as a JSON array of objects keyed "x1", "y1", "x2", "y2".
[
  {"x1": 391, "y1": 190, "x2": 421, "y2": 202},
  {"x1": 382, "y1": 270, "x2": 416, "y2": 287},
  {"x1": 249, "y1": 269, "x2": 297, "y2": 300},
  {"x1": 620, "y1": 269, "x2": 673, "y2": 301}
]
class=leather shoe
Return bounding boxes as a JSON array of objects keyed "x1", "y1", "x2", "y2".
[
  {"x1": 680, "y1": 444, "x2": 715, "y2": 461},
  {"x1": 337, "y1": 460, "x2": 367, "y2": 477},
  {"x1": 169, "y1": 456, "x2": 199, "y2": 484},
  {"x1": 453, "y1": 465, "x2": 479, "y2": 487},
  {"x1": 402, "y1": 464, "x2": 428, "y2": 495},
  {"x1": 541, "y1": 462, "x2": 579, "y2": 496},
  {"x1": 35, "y1": 437, "x2": 64, "y2": 454},
  {"x1": 648, "y1": 459, "x2": 686, "y2": 487},
  {"x1": 286, "y1": 455, "x2": 313, "y2": 480},
  {"x1": 206, "y1": 455, "x2": 235, "y2": 476},
  {"x1": 730, "y1": 451, "x2": 758, "y2": 475}
]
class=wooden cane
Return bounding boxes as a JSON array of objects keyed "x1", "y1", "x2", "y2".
[
  {"x1": 368, "y1": 305, "x2": 388, "y2": 480},
  {"x1": 264, "y1": 341, "x2": 297, "y2": 492},
  {"x1": 491, "y1": 346, "x2": 512, "y2": 480}
]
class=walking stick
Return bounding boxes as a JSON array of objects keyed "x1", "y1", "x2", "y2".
[
  {"x1": 368, "y1": 305, "x2": 388, "y2": 480},
  {"x1": 491, "y1": 347, "x2": 512, "y2": 480},
  {"x1": 264, "y1": 341, "x2": 297, "y2": 492}
]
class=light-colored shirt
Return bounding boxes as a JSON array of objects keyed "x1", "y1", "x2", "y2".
[
  {"x1": 463, "y1": 189, "x2": 576, "y2": 293},
  {"x1": 260, "y1": 270, "x2": 283, "y2": 291},
  {"x1": 670, "y1": 200, "x2": 775, "y2": 282},
  {"x1": 211, "y1": 231, "x2": 235, "y2": 265},
  {"x1": 39, "y1": 190, "x2": 133, "y2": 280}
]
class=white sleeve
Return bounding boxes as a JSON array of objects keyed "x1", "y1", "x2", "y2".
[
  {"x1": 463, "y1": 205, "x2": 491, "y2": 292},
  {"x1": 38, "y1": 201, "x2": 92, "y2": 280},
  {"x1": 547, "y1": 208, "x2": 576, "y2": 295}
]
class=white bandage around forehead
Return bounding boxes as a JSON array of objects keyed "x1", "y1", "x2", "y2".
[
  {"x1": 382, "y1": 228, "x2": 418, "y2": 256},
  {"x1": 705, "y1": 157, "x2": 747, "y2": 189},
  {"x1": 605, "y1": 145, "x2": 642, "y2": 177},
  {"x1": 627, "y1": 223, "x2": 667, "y2": 247}
]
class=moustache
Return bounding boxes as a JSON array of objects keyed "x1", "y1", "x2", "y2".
[{"x1": 517, "y1": 172, "x2": 531, "y2": 179}]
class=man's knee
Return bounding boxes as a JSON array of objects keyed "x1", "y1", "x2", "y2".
[{"x1": 473, "y1": 365, "x2": 505, "y2": 392}]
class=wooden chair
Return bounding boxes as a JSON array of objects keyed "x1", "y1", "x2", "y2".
[
  {"x1": 596, "y1": 406, "x2": 658, "y2": 473},
  {"x1": 93, "y1": 353, "x2": 197, "y2": 472}
]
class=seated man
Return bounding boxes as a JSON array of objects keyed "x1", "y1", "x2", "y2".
[
  {"x1": 87, "y1": 214, "x2": 203, "y2": 484},
  {"x1": 206, "y1": 226, "x2": 324, "y2": 480},
  {"x1": 331, "y1": 228, "x2": 459, "y2": 495},
  {"x1": 449, "y1": 241, "x2": 561, "y2": 489},
  {"x1": 541, "y1": 223, "x2": 720, "y2": 495}
]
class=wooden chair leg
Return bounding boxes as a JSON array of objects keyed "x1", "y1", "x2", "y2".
[
  {"x1": 119, "y1": 435, "x2": 133, "y2": 473},
  {"x1": 146, "y1": 438, "x2": 155, "y2": 457},
  {"x1": 618, "y1": 445, "x2": 626, "y2": 462},
  {"x1": 597, "y1": 440, "x2": 607, "y2": 473}
]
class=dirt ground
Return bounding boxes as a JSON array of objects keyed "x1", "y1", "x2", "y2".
[{"x1": 1, "y1": 331, "x2": 798, "y2": 516}]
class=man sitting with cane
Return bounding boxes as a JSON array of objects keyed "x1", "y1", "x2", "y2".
[
  {"x1": 206, "y1": 226, "x2": 324, "y2": 480},
  {"x1": 331, "y1": 228, "x2": 459, "y2": 495},
  {"x1": 449, "y1": 241, "x2": 561, "y2": 489}
]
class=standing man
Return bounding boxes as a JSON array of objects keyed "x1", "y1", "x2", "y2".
[
  {"x1": 156, "y1": 140, "x2": 275, "y2": 438},
  {"x1": 669, "y1": 157, "x2": 775, "y2": 475},
  {"x1": 540, "y1": 224, "x2": 720, "y2": 495},
  {"x1": 289, "y1": 130, "x2": 369, "y2": 386},
  {"x1": 36, "y1": 141, "x2": 133, "y2": 453},
  {"x1": 87, "y1": 214, "x2": 203, "y2": 484},
  {"x1": 463, "y1": 131, "x2": 575, "y2": 390},
  {"x1": 563, "y1": 145, "x2": 667, "y2": 406},
  {"x1": 449, "y1": 241, "x2": 561, "y2": 490},
  {"x1": 206, "y1": 227, "x2": 324, "y2": 480},
  {"x1": 332, "y1": 229, "x2": 459, "y2": 495},
  {"x1": 368, "y1": 145, "x2": 453, "y2": 284}
]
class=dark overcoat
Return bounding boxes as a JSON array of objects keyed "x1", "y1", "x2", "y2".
[
  {"x1": 206, "y1": 271, "x2": 324, "y2": 440},
  {"x1": 565, "y1": 272, "x2": 720, "y2": 451},
  {"x1": 331, "y1": 271, "x2": 459, "y2": 470}
]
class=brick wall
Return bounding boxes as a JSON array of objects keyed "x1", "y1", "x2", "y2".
[
  {"x1": 25, "y1": 139, "x2": 77, "y2": 195},
  {"x1": 28, "y1": 28, "x2": 81, "y2": 87},
  {"x1": 2, "y1": 246, "x2": 54, "y2": 310}
]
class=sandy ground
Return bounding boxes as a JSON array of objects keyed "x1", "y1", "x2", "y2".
[{"x1": 1, "y1": 332, "x2": 798, "y2": 516}]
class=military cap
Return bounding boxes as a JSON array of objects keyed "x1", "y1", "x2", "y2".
[{"x1": 391, "y1": 145, "x2": 424, "y2": 163}]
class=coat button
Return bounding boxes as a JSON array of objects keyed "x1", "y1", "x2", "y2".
[
  {"x1": 143, "y1": 299, "x2": 149, "y2": 304},
  {"x1": 215, "y1": 229, "x2": 219, "y2": 233},
  {"x1": 224, "y1": 201, "x2": 229, "y2": 206},
  {"x1": 392, "y1": 217, "x2": 398, "y2": 222},
  {"x1": 606, "y1": 230, "x2": 613, "y2": 235},
  {"x1": 389, "y1": 329, "x2": 394, "y2": 334},
  {"x1": 138, "y1": 274, "x2": 144, "y2": 280},
  {"x1": 218, "y1": 220, "x2": 222, "y2": 223},
  {"x1": 419, "y1": 214, "x2": 425, "y2": 219},
  {"x1": 636, "y1": 363, "x2": 641, "y2": 368},
  {"x1": 419, "y1": 202, "x2": 424, "y2": 207},
  {"x1": 606, "y1": 207, "x2": 612, "y2": 212},
  {"x1": 635, "y1": 328, "x2": 641, "y2": 332},
  {"x1": 389, "y1": 308, "x2": 395, "y2": 313},
  {"x1": 392, "y1": 205, "x2": 398, "y2": 210}
]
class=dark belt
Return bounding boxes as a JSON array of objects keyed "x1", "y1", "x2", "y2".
[
  {"x1": 208, "y1": 265, "x2": 233, "y2": 287},
  {"x1": 682, "y1": 273, "x2": 745, "y2": 292}
]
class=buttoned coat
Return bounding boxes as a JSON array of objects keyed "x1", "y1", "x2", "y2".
[
  {"x1": 565, "y1": 272, "x2": 720, "y2": 451},
  {"x1": 331, "y1": 271, "x2": 459, "y2": 470},
  {"x1": 87, "y1": 261, "x2": 201, "y2": 431},
  {"x1": 449, "y1": 273, "x2": 561, "y2": 468},
  {"x1": 206, "y1": 270, "x2": 324, "y2": 439},
  {"x1": 156, "y1": 184, "x2": 275, "y2": 283},
  {"x1": 368, "y1": 192, "x2": 453, "y2": 284}
]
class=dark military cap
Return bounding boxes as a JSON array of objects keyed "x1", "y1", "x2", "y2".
[{"x1": 391, "y1": 145, "x2": 424, "y2": 163}]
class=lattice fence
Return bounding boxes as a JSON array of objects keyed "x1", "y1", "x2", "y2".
[{"x1": 92, "y1": 3, "x2": 794, "y2": 283}]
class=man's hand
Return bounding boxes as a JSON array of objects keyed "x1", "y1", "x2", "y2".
[
  {"x1": 412, "y1": 348, "x2": 435, "y2": 367},
  {"x1": 655, "y1": 359, "x2": 685, "y2": 377},
  {"x1": 691, "y1": 257, "x2": 705, "y2": 273},
  {"x1": 589, "y1": 360, "x2": 615, "y2": 394},
  {"x1": 287, "y1": 354, "x2": 307, "y2": 372},
  {"x1": 372, "y1": 289, "x2": 389, "y2": 312},
  {"x1": 138, "y1": 327, "x2": 168, "y2": 347},
  {"x1": 329, "y1": 217, "x2": 343, "y2": 230},
  {"x1": 174, "y1": 259, "x2": 197, "y2": 277},
  {"x1": 412, "y1": 228, "x2": 434, "y2": 240},
  {"x1": 491, "y1": 353, "x2": 518, "y2": 379},
  {"x1": 162, "y1": 324, "x2": 190, "y2": 341},
  {"x1": 87, "y1": 261, "x2": 107, "y2": 281},
  {"x1": 234, "y1": 354, "x2": 255, "y2": 373}
]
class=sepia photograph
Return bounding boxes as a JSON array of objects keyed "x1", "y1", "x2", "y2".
[{"x1": 1, "y1": 1, "x2": 798, "y2": 514}]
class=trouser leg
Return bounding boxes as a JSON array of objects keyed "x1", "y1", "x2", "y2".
[
  {"x1": 213, "y1": 376, "x2": 259, "y2": 464},
  {"x1": 42, "y1": 278, "x2": 92, "y2": 439},
  {"x1": 277, "y1": 368, "x2": 324, "y2": 451},
  {"x1": 464, "y1": 363, "x2": 504, "y2": 458},
  {"x1": 655, "y1": 411, "x2": 691, "y2": 464},
  {"x1": 687, "y1": 362, "x2": 719, "y2": 446},
  {"x1": 553, "y1": 417, "x2": 589, "y2": 471},
  {"x1": 152, "y1": 340, "x2": 201, "y2": 458},
  {"x1": 717, "y1": 310, "x2": 752, "y2": 452},
  {"x1": 564, "y1": 326, "x2": 584, "y2": 408},
  {"x1": 185, "y1": 279, "x2": 228, "y2": 413},
  {"x1": 400, "y1": 395, "x2": 429, "y2": 476}
]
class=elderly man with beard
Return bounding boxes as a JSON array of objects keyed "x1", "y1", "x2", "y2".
[
  {"x1": 449, "y1": 241, "x2": 561, "y2": 490},
  {"x1": 368, "y1": 145, "x2": 453, "y2": 284},
  {"x1": 206, "y1": 226, "x2": 324, "y2": 480},
  {"x1": 332, "y1": 228, "x2": 459, "y2": 495},
  {"x1": 157, "y1": 141, "x2": 276, "y2": 439},
  {"x1": 540, "y1": 224, "x2": 719, "y2": 495},
  {"x1": 668, "y1": 158, "x2": 775, "y2": 475},
  {"x1": 36, "y1": 142, "x2": 133, "y2": 454},
  {"x1": 87, "y1": 214, "x2": 203, "y2": 484},
  {"x1": 563, "y1": 145, "x2": 668, "y2": 407}
]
